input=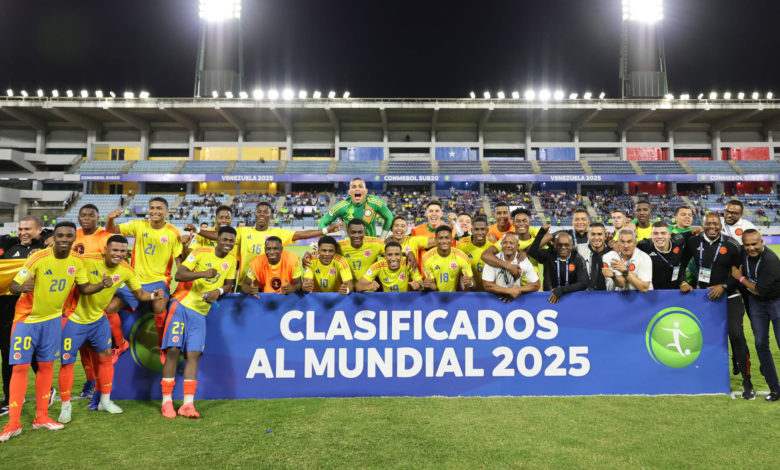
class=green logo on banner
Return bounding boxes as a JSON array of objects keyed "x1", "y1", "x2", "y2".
[{"x1": 645, "y1": 307, "x2": 703, "y2": 368}]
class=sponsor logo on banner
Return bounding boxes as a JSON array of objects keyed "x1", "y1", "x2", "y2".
[{"x1": 646, "y1": 307, "x2": 703, "y2": 368}]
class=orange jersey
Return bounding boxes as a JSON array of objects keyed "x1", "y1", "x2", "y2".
[
  {"x1": 247, "y1": 251, "x2": 302, "y2": 294},
  {"x1": 488, "y1": 222, "x2": 514, "y2": 241},
  {"x1": 73, "y1": 227, "x2": 112, "y2": 255}
]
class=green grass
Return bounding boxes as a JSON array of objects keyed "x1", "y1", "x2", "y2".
[{"x1": 3, "y1": 246, "x2": 780, "y2": 467}]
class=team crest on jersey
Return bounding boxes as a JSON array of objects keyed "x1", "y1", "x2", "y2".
[
  {"x1": 735, "y1": 228, "x2": 743, "y2": 236},
  {"x1": 365, "y1": 269, "x2": 373, "y2": 276},
  {"x1": 67, "y1": 266, "x2": 76, "y2": 276},
  {"x1": 187, "y1": 254, "x2": 195, "y2": 262},
  {"x1": 364, "y1": 209, "x2": 373, "y2": 218},
  {"x1": 172, "y1": 335, "x2": 180, "y2": 343},
  {"x1": 449, "y1": 262, "x2": 457, "y2": 270},
  {"x1": 222, "y1": 262, "x2": 230, "y2": 271},
  {"x1": 399, "y1": 272, "x2": 406, "y2": 280},
  {"x1": 160, "y1": 236, "x2": 169, "y2": 244},
  {"x1": 328, "y1": 267, "x2": 337, "y2": 276},
  {"x1": 13, "y1": 353, "x2": 21, "y2": 360},
  {"x1": 719, "y1": 247, "x2": 728, "y2": 255},
  {"x1": 19, "y1": 268, "x2": 28, "y2": 278},
  {"x1": 568, "y1": 264, "x2": 576, "y2": 272},
  {"x1": 673, "y1": 246, "x2": 680, "y2": 254},
  {"x1": 364, "y1": 249, "x2": 372, "y2": 257},
  {"x1": 247, "y1": 268, "x2": 253, "y2": 276},
  {"x1": 404, "y1": 245, "x2": 411, "y2": 253},
  {"x1": 112, "y1": 274, "x2": 121, "y2": 283},
  {"x1": 628, "y1": 263, "x2": 636, "y2": 271},
  {"x1": 63, "y1": 353, "x2": 71, "y2": 360}
]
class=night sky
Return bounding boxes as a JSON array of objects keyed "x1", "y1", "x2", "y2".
[{"x1": 2, "y1": 0, "x2": 778, "y2": 98}]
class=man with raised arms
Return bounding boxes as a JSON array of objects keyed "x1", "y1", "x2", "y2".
[{"x1": 318, "y1": 177, "x2": 393, "y2": 238}]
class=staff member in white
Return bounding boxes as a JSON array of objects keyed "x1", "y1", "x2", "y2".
[
  {"x1": 482, "y1": 232, "x2": 541, "y2": 302},
  {"x1": 721, "y1": 199, "x2": 757, "y2": 245},
  {"x1": 601, "y1": 228, "x2": 653, "y2": 292}
]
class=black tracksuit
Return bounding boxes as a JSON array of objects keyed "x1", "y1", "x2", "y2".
[
  {"x1": 637, "y1": 237, "x2": 686, "y2": 290},
  {"x1": 577, "y1": 244, "x2": 611, "y2": 290},
  {"x1": 528, "y1": 227, "x2": 589, "y2": 298}
]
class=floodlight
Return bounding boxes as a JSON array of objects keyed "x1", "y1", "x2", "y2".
[
  {"x1": 268, "y1": 89, "x2": 279, "y2": 100},
  {"x1": 723, "y1": 92, "x2": 731, "y2": 100},
  {"x1": 736, "y1": 92, "x2": 744, "y2": 100},
  {"x1": 20, "y1": 90, "x2": 28, "y2": 97},
  {"x1": 524, "y1": 90, "x2": 535, "y2": 100},
  {"x1": 622, "y1": 0, "x2": 663, "y2": 23},
  {"x1": 598, "y1": 92, "x2": 606, "y2": 99},
  {"x1": 767, "y1": 92, "x2": 774, "y2": 100},
  {"x1": 253, "y1": 89, "x2": 264, "y2": 99},
  {"x1": 583, "y1": 92, "x2": 592, "y2": 100},
  {"x1": 109, "y1": 91, "x2": 116, "y2": 98},
  {"x1": 51, "y1": 89, "x2": 59, "y2": 98},
  {"x1": 680, "y1": 94, "x2": 689, "y2": 100},
  {"x1": 298, "y1": 90, "x2": 307, "y2": 99},
  {"x1": 313, "y1": 90, "x2": 322, "y2": 99},
  {"x1": 6, "y1": 89, "x2": 12, "y2": 97},
  {"x1": 697, "y1": 93, "x2": 704, "y2": 99},
  {"x1": 80, "y1": 89, "x2": 89, "y2": 98},
  {"x1": 139, "y1": 91, "x2": 150, "y2": 99},
  {"x1": 124, "y1": 91, "x2": 135, "y2": 99},
  {"x1": 496, "y1": 91, "x2": 505, "y2": 99},
  {"x1": 239, "y1": 91, "x2": 248, "y2": 99},
  {"x1": 211, "y1": 90, "x2": 218, "y2": 98},
  {"x1": 95, "y1": 90, "x2": 103, "y2": 98},
  {"x1": 281, "y1": 88, "x2": 293, "y2": 100},
  {"x1": 342, "y1": 91, "x2": 350, "y2": 99},
  {"x1": 708, "y1": 92, "x2": 717, "y2": 100},
  {"x1": 539, "y1": 90, "x2": 551, "y2": 101},
  {"x1": 483, "y1": 91, "x2": 491, "y2": 99},
  {"x1": 664, "y1": 93, "x2": 674, "y2": 100},
  {"x1": 37, "y1": 89, "x2": 44, "y2": 97},
  {"x1": 569, "y1": 93, "x2": 578, "y2": 99},
  {"x1": 469, "y1": 91, "x2": 476, "y2": 99},
  {"x1": 198, "y1": 0, "x2": 241, "y2": 22},
  {"x1": 512, "y1": 91, "x2": 520, "y2": 99},
  {"x1": 328, "y1": 90, "x2": 336, "y2": 99},
  {"x1": 66, "y1": 90, "x2": 74, "y2": 98},
  {"x1": 224, "y1": 91, "x2": 233, "y2": 98},
  {"x1": 752, "y1": 92, "x2": 759, "y2": 100},
  {"x1": 553, "y1": 90, "x2": 564, "y2": 100}
]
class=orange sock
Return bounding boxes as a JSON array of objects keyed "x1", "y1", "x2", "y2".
[
  {"x1": 35, "y1": 361, "x2": 54, "y2": 420},
  {"x1": 79, "y1": 345, "x2": 96, "y2": 381},
  {"x1": 183, "y1": 379, "x2": 197, "y2": 397},
  {"x1": 97, "y1": 356, "x2": 114, "y2": 394},
  {"x1": 58, "y1": 363, "x2": 74, "y2": 403},
  {"x1": 7, "y1": 364, "x2": 30, "y2": 428},
  {"x1": 161, "y1": 378, "x2": 175, "y2": 397},
  {"x1": 154, "y1": 312, "x2": 166, "y2": 347},
  {"x1": 107, "y1": 312, "x2": 125, "y2": 347}
]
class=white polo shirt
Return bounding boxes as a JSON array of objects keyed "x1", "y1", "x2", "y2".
[
  {"x1": 720, "y1": 217, "x2": 758, "y2": 245},
  {"x1": 482, "y1": 252, "x2": 539, "y2": 288},
  {"x1": 602, "y1": 249, "x2": 654, "y2": 291}
]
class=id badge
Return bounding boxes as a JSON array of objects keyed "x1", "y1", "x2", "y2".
[
  {"x1": 672, "y1": 266, "x2": 680, "y2": 280},
  {"x1": 698, "y1": 267, "x2": 711, "y2": 284}
]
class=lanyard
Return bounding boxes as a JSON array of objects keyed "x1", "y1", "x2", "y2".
[
  {"x1": 698, "y1": 239, "x2": 723, "y2": 270},
  {"x1": 745, "y1": 251, "x2": 763, "y2": 283},
  {"x1": 654, "y1": 246, "x2": 676, "y2": 268},
  {"x1": 556, "y1": 258, "x2": 569, "y2": 286}
]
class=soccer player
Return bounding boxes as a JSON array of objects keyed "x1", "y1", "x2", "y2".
[
  {"x1": 677, "y1": 213, "x2": 753, "y2": 399},
  {"x1": 421, "y1": 225, "x2": 474, "y2": 292},
  {"x1": 357, "y1": 241, "x2": 423, "y2": 292},
  {"x1": 302, "y1": 236, "x2": 354, "y2": 295},
  {"x1": 632, "y1": 200, "x2": 653, "y2": 241},
  {"x1": 571, "y1": 208, "x2": 590, "y2": 245},
  {"x1": 526, "y1": 225, "x2": 589, "y2": 304},
  {"x1": 241, "y1": 236, "x2": 302, "y2": 295},
  {"x1": 610, "y1": 208, "x2": 634, "y2": 241},
  {"x1": 637, "y1": 221, "x2": 685, "y2": 290},
  {"x1": 1, "y1": 222, "x2": 107, "y2": 441},
  {"x1": 482, "y1": 232, "x2": 540, "y2": 302},
  {"x1": 160, "y1": 226, "x2": 238, "y2": 418},
  {"x1": 454, "y1": 212, "x2": 472, "y2": 240},
  {"x1": 733, "y1": 229, "x2": 780, "y2": 402},
  {"x1": 602, "y1": 229, "x2": 653, "y2": 292},
  {"x1": 455, "y1": 216, "x2": 494, "y2": 291},
  {"x1": 669, "y1": 205, "x2": 696, "y2": 235},
  {"x1": 188, "y1": 205, "x2": 234, "y2": 252},
  {"x1": 335, "y1": 219, "x2": 386, "y2": 281},
  {"x1": 318, "y1": 177, "x2": 393, "y2": 238},
  {"x1": 488, "y1": 202, "x2": 513, "y2": 242},
  {"x1": 481, "y1": 209, "x2": 544, "y2": 289},
  {"x1": 411, "y1": 200, "x2": 447, "y2": 238},
  {"x1": 106, "y1": 197, "x2": 183, "y2": 345},
  {"x1": 58, "y1": 235, "x2": 163, "y2": 423},
  {"x1": 721, "y1": 199, "x2": 758, "y2": 245},
  {"x1": 385, "y1": 216, "x2": 434, "y2": 267},
  {"x1": 576, "y1": 222, "x2": 612, "y2": 290}
]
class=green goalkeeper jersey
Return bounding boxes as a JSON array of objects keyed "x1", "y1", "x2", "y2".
[{"x1": 318, "y1": 195, "x2": 393, "y2": 237}]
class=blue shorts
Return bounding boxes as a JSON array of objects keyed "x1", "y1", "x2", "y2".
[
  {"x1": 161, "y1": 300, "x2": 206, "y2": 354},
  {"x1": 10, "y1": 317, "x2": 62, "y2": 365},
  {"x1": 115, "y1": 281, "x2": 170, "y2": 310},
  {"x1": 61, "y1": 316, "x2": 113, "y2": 364}
]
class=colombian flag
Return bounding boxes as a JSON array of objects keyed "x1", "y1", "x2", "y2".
[{"x1": 0, "y1": 259, "x2": 26, "y2": 295}]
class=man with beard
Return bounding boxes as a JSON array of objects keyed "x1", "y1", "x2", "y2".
[
  {"x1": 721, "y1": 199, "x2": 757, "y2": 246},
  {"x1": 576, "y1": 222, "x2": 612, "y2": 290},
  {"x1": 357, "y1": 241, "x2": 422, "y2": 292},
  {"x1": 602, "y1": 229, "x2": 653, "y2": 292},
  {"x1": 637, "y1": 222, "x2": 685, "y2": 290},
  {"x1": 319, "y1": 177, "x2": 393, "y2": 238},
  {"x1": 526, "y1": 225, "x2": 589, "y2": 304}
]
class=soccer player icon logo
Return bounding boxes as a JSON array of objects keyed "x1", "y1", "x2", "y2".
[{"x1": 662, "y1": 322, "x2": 691, "y2": 357}]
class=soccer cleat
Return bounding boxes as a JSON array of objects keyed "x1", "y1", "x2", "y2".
[
  {"x1": 98, "y1": 400, "x2": 123, "y2": 414},
  {"x1": 48, "y1": 387, "x2": 57, "y2": 408},
  {"x1": 766, "y1": 391, "x2": 780, "y2": 402},
  {"x1": 0, "y1": 424, "x2": 22, "y2": 442},
  {"x1": 58, "y1": 401, "x2": 72, "y2": 424},
  {"x1": 742, "y1": 380, "x2": 755, "y2": 400},
  {"x1": 0, "y1": 403, "x2": 8, "y2": 417},
  {"x1": 112, "y1": 340, "x2": 130, "y2": 364},
  {"x1": 80, "y1": 380, "x2": 96, "y2": 398},
  {"x1": 88, "y1": 391, "x2": 101, "y2": 411},
  {"x1": 32, "y1": 417, "x2": 64, "y2": 431},
  {"x1": 161, "y1": 401, "x2": 176, "y2": 419},
  {"x1": 177, "y1": 403, "x2": 200, "y2": 419}
]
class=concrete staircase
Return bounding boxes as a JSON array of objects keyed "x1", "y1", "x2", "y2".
[
  {"x1": 531, "y1": 161, "x2": 541, "y2": 174},
  {"x1": 276, "y1": 196, "x2": 286, "y2": 213},
  {"x1": 582, "y1": 196, "x2": 598, "y2": 220},
  {"x1": 580, "y1": 160, "x2": 593, "y2": 175},
  {"x1": 225, "y1": 161, "x2": 237, "y2": 174},
  {"x1": 629, "y1": 161, "x2": 644, "y2": 174},
  {"x1": 172, "y1": 160, "x2": 186, "y2": 173},
  {"x1": 431, "y1": 160, "x2": 439, "y2": 174},
  {"x1": 380, "y1": 160, "x2": 389, "y2": 174},
  {"x1": 727, "y1": 160, "x2": 745, "y2": 174},
  {"x1": 678, "y1": 160, "x2": 693, "y2": 174}
]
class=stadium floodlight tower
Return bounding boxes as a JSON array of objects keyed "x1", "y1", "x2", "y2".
[
  {"x1": 619, "y1": 0, "x2": 668, "y2": 98},
  {"x1": 194, "y1": 0, "x2": 244, "y2": 98}
]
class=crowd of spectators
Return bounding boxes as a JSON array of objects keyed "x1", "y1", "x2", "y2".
[{"x1": 385, "y1": 188, "x2": 485, "y2": 225}]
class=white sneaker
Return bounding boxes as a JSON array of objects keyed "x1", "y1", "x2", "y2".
[
  {"x1": 97, "y1": 400, "x2": 123, "y2": 414},
  {"x1": 58, "y1": 401, "x2": 72, "y2": 424}
]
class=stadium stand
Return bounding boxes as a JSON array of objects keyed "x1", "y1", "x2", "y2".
[
  {"x1": 537, "y1": 161, "x2": 584, "y2": 175},
  {"x1": 637, "y1": 161, "x2": 687, "y2": 174},
  {"x1": 60, "y1": 194, "x2": 123, "y2": 223},
  {"x1": 588, "y1": 160, "x2": 636, "y2": 175},
  {"x1": 387, "y1": 160, "x2": 432, "y2": 174},
  {"x1": 129, "y1": 161, "x2": 178, "y2": 173},
  {"x1": 437, "y1": 161, "x2": 483, "y2": 174},
  {"x1": 335, "y1": 161, "x2": 382, "y2": 174},
  {"x1": 285, "y1": 161, "x2": 330, "y2": 174},
  {"x1": 686, "y1": 161, "x2": 736, "y2": 174},
  {"x1": 232, "y1": 161, "x2": 281, "y2": 174},
  {"x1": 487, "y1": 160, "x2": 535, "y2": 174},
  {"x1": 181, "y1": 161, "x2": 231, "y2": 174},
  {"x1": 735, "y1": 161, "x2": 780, "y2": 174},
  {"x1": 75, "y1": 160, "x2": 128, "y2": 175}
]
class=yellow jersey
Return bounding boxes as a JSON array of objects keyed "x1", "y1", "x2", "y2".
[
  {"x1": 235, "y1": 226, "x2": 294, "y2": 283},
  {"x1": 68, "y1": 254, "x2": 141, "y2": 324},
  {"x1": 13, "y1": 248, "x2": 88, "y2": 323},
  {"x1": 455, "y1": 240, "x2": 496, "y2": 291},
  {"x1": 178, "y1": 247, "x2": 238, "y2": 315},
  {"x1": 364, "y1": 258, "x2": 422, "y2": 292},
  {"x1": 189, "y1": 227, "x2": 239, "y2": 257},
  {"x1": 338, "y1": 237, "x2": 385, "y2": 279},
  {"x1": 422, "y1": 248, "x2": 473, "y2": 292},
  {"x1": 303, "y1": 255, "x2": 353, "y2": 293},
  {"x1": 119, "y1": 220, "x2": 183, "y2": 285},
  {"x1": 397, "y1": 236, "x2": 430, "y2": 264}
]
